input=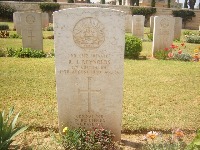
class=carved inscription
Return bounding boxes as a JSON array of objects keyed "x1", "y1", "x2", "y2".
[
  {"x1": 73, "y1": 17, "x2": 105, "y2": 50},
  {"x1": 78, "y1": 77, "x2": 101, "y2": 112},
  {"x1": 59, "y1": 53, "x2": 120, "y2": 75},
  {"x1": 159, "y1": 18, "x2": 170, "y2": 46},
  {"x1": 75, "y1": 113, "x2": 105, "y2": 127},
  {"x1": 26, "y1": 14, "x2": 35, "y2": 24}
]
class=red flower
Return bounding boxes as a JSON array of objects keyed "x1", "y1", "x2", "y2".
[
  {"x1": 165, "y1": 48, "x2": 169, "y2": 51},
  {"x1": 168, "y1": 52, "x2": 173, "y2": 58},
  {"x1": 181, "y1": 43, "x2": 185, "y2": 46},
  {"x1": 170, "y1": 44, "x2": 176, "y2": 49},
  {"x1": 178, "y1": 50, "x2": 182, "y2": 54}
]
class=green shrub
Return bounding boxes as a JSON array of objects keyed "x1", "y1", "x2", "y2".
[
  {"x1": 131, "y1": 7, "x2": 156, "y2": 16},
  {"x1": 0, "y1": 4, "x2": 15, "y2": 21},
  {"x1": 59, "y1": 126, "x2": 117, "y2": 150},
  {"x1": 125, "y1": 34, "x2": 142, "y2": 59},
  {"x1": 185, "y1": 35, "x2": 200, "y2": 44},
  {"x1": 39, "y1": 3, "x2": 60, "y2": 12},
  {"x1": 0, "y1": 107, "x2": 28, "y2": 150},
  {"x1": 6, "y1": 48, "x2": 46, "y2": 58},
  {"x1": 0, "y1": 24, "x2": 9, "y2": 30},
  {"x1": 172, "y1": 10, "x2": 196, "y2": 28}
]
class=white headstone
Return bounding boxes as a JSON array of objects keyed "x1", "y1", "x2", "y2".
[
  {"x1": 152, "y1": 16, "x2": 175, "y2": 56},
  {"x1": 13, "y1": 12, "x2": 22, "y2": 35},
  {"x1": 132, "y1": 15, "x2": 145, "y2": 39},
  {"x1": 53, "y1": 7, "x2": 125, "y2": 141},
  {"x1": 21, "y1": 12, "x2": 43, "y2": 50},
  {"x1": 174, "y1": 17, "x2": 182, "y2": 40},
  {"x1": 125, "y1": 14, "x2": 132, "y2": 33},
  {"x1": 150, "y1": 16, "x2": 154, "y2": 33},
  {"x1": 42, "y1": 13, "x2": 49, "y2": 28}
]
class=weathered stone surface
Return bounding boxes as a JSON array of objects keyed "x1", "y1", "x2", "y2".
[
  {"x1": 174, "y1": 17, "x2": 182, "y2": 40},
  {"x1": 132, "y1": 15, "x2": 145, "y2": 38},
  {"x1": 125, "y1": 14, "x2": 132, "y2": 33},
  {"x1": 53, "y1": 7, "x2": 125, "y2": 141},
  {"x1": 21, "y1": 12, "x2": 43, "y2": 50},
  {"x1": 13, "y1": 12, "x2": 22, "y2": 35},
  {"x1": 152, "y1": 16, "x2": 175, "y2": 56},
  {"x1": 42, "y1": 12, "x2": 49, "y2": 28}
]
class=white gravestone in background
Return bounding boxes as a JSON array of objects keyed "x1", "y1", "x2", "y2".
[
  {"x1": 42, "y1": 13, "x2": 49, "y2": 28},
  {"x1": 13, "y1": 12, "x2": 22, "y2": 35},
  {"x1": 132, "y1": 15, "x2": 145, "y2": 39},
  {"x1": 152, "y1": 16, "x2": 175, "y2": 56},
  {"x1": 21, "y1": 12, "x2": 43, "y2": 50},
  {"x1": 125, "y1": 14, "x2": 132, "y2": 33},
  {"x1": 53, "y1": 7, "x2": 125, "y2": 141},
  {"x1": 174, "y1": 17, "x2": 182, "y2": 40}
]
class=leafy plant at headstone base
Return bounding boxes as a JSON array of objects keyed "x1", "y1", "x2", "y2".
[
  {"x1": 185, "y1": 35, "x2": 200, "y2": 44},
  {"x1": 154, "y1": 49, "x2": 169, "y2": 60},
  {"x1": 9, "y1": 33, "x2": 21, "y2": 39},
  {"x1": 147, "y1": 33, "x2": 153, "y2": 41},
  {"x1": 142, "y1": 129, "x2": 186, "y2": 150},
  {"x1": 0, "y1": 4, "x2": 15, "y2": 21},
  {"x1": 185, "y1": 129, "x2": 200, "y2": 150},
  {"x1": 56, "y1": 125, "x2": 118, "y2": 150},
  {"x1": 125, "y1": 34, "x2": 142, "y2": 59},
  {"x1": 155, "y1": 43, "x2": 193, "y2": 61},
  {"x1": 6, "y1": 47, "x2": 46, "y2": 58},
  {"x1": 130, "y1": 7, "x2": 156, "y2": 26},
  {"x1": 172, "y1": 10, "x2": 196, "y2": 28},
  {"x1": 192, "y1": 47, "x2": 200, "y2": 62},
  {"x1": 0, "y1": 106, "x2": 28, "y2": 150}
]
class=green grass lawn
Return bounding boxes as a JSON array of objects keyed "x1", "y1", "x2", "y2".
[
  {"x1": 0, "y1": 22, "x2": 200, "y2": 148},
  {"x1": 1, "y1": 58, "x2": 200, "y2": 132}
]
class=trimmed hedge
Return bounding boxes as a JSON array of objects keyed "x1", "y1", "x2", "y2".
[{"x1": 125, "y1": 34, "x2": 142, "y2": 59}]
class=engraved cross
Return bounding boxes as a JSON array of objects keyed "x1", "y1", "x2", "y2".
[
  {"x1": 78, "y1": 77, "x2": 101, "y2": 112},
  {"x1": 28, "y1": 30, "x2": 34, "y2": 42}
]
